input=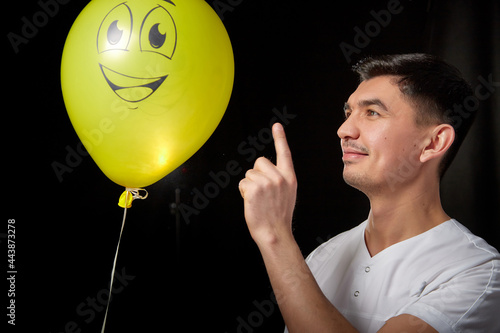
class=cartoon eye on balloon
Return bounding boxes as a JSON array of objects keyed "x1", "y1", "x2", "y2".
[
  {"x1": 61, "y1": 0, "x2": 234, "y2": 207},
  {"x1": 97, "y1": 3, "x2": 133, "y2": 53}
]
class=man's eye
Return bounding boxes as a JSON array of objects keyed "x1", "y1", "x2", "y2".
[
  {"x1": 344, "y1": 111, "x2": 352, "y2": 119},
  {"x1": 367, "y1": 110, "x2": 379, "y2": 116}
]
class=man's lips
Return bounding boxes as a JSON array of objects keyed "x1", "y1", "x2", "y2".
[{"x1": 342, "y1": 148, "x2": 369, "y2": 161}]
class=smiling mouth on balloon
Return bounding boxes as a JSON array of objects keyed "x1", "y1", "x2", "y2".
[{"x1": 99, "y1": 64, "x2": 167, "y2": 103}]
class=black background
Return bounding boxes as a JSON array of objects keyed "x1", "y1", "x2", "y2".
[{"x1": 5, "y1": 0, "x2": 499, "y2": 332}]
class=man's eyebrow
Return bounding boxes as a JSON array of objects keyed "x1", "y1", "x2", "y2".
[
  {"x1": 343, "y1": 99, "x2": 389, "y2": 112},
  {"x1": 358, "y1": 98, "x2": 389, "y2": 112}
]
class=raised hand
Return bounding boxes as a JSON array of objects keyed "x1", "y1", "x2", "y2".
[{"x1": 238, "y1": 123, "x2": 297, "y2": 246}]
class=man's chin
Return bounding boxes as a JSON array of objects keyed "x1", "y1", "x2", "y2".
[{"x1": 343, "y1": 170, "x2": 382, "y2": 195}]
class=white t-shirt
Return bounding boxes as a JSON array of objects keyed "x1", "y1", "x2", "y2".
[{"x1": 286, "y1": 219, "x2": 500, "y2": 332}]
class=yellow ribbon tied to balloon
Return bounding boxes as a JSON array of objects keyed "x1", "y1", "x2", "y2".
[{"x1": 61, "y1": 0, "x2": 234, "y2": 207}]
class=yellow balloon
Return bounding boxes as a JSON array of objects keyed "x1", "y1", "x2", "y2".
[{"x1": 61, "y1": 0, "x2": 234, "y2": 189}]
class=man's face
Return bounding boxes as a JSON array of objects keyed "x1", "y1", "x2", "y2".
[{"x1": 338, "y1": 75, "x2": 432, "y2": 195}]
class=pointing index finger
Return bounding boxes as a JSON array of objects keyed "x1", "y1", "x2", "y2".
[{"x1": 272, "y1": 123, "x2": 294, "y2": 173}]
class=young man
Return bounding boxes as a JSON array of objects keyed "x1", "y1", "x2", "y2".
[{"x1": 238, "y1": 54, "x2": 500, "y2": 332}]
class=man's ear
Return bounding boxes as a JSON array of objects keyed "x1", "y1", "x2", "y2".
[{"x1": 420, "y1": 124, "x2": 455, "y2": 163}]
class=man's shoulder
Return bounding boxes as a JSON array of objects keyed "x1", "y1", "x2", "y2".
[
  {"x1": 401, "y1": 220, "x2": 500, "y2": 332},
  {"x1": 434, "y1": 219, "x2": 500, "y2": 259},
  {"x1": 381, "y1": 219, "x2": 500, "y2": 275}
]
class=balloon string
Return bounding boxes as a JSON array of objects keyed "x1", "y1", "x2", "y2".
[{"x1": 101, "y1": 190, "x2": 129, "y2": 333}]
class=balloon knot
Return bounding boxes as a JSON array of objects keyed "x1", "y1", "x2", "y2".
[{"x1": 118, "y1": 188, "x2": 148, "y2": 208}]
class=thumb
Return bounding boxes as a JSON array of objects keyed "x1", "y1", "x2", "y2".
[{"x1": 273, "y1": 123, "x2": 294, "y2": 174}]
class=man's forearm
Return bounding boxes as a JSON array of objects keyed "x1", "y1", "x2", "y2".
[{"x1": 256, "y1": 232, "x2": 358, "y2": 333}]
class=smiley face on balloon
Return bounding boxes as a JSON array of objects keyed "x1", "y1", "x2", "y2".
[
  {"x1": 61, "y1": 0, "x2": 234, "y2": 189},
  {"x1": 97, "y1": 0, "x2": 177, "y2": 104}
]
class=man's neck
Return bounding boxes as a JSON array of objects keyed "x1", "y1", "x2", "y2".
[{"x1": 364, "y1": 180, "x2": 450, "y2": 257}]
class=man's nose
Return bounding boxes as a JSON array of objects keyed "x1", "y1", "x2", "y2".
[{"x1": 337, "y1": 113, "x2": 360, "y2": 140}]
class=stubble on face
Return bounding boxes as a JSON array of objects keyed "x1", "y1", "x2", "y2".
[{"x1": 342, "y1": 160, "x2": 386, "y2": 196}]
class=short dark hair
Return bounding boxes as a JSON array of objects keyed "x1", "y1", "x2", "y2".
[{"x1": 352, "y1": 53, "x2": 475, "y2": 177}]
